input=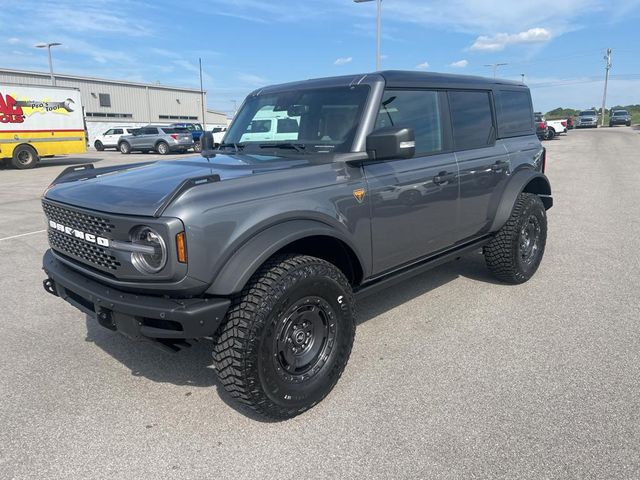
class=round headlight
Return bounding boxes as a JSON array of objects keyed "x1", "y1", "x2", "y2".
[{"x1": 130, "y1": 226, "x2": 167, "y2": 274}]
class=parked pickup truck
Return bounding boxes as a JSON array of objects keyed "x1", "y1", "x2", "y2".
[
  {"x1": 41, "y1": 71, "x2": 552, "y2": 420},
  {"x1": 545, "y1": 119, "x2": 567, "y2": 139}
]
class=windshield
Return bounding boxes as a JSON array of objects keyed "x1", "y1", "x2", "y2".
[
  {"x1": 223, "y1": 86, "x2": 370, "y2": 154},
  {"x1": 613, "y1": 111, "x2": 628, "y2": 116},
  {"x1": 580, "y1": 111, "x2": 597, "y2": 116}
]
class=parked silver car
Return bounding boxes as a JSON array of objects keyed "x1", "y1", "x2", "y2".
[
  {"x1": 118, "y1": 125, "x2": 194, "y2": 155},
  {"x1": 575, "y1": 110, "x2": 598, "y2": 128}
]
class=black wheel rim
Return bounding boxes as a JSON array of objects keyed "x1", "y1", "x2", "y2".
[
  {"x1": 272, "y1": 296, "x2": 337, "y2": 382},
  {"x1": 519, "y1": 214, "x2": 541, "y2": 265},
  {"x1": 17, "y1": 150, "x2": 32, "y2": 165}
]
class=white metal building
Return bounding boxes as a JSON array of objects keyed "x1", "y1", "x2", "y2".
[{"x1": 0, "y1": 68, "x2": 229, "y2": 142}]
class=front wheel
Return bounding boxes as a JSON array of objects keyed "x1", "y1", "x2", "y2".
[
  {"x1": 484, "y1": 193, "x2": 547, "y2": 284},
  {"x1": 213, "y1": 254, "x2": 356, "y2": 420}
]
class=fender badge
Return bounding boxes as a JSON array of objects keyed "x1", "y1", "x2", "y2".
[{"x1": 353, "y1": 188, "x2": 366, "y2": 203}]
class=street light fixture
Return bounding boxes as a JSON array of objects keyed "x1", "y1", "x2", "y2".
[
  {"x1": 35, "y1": 42, "x2": 62, "y2": 86},
  {"x1": 353, "y1": 0, "x2": 382, "y2": 70},
  {"x1": 483, "y1": 62, "x2": 508, "y2": 79}
]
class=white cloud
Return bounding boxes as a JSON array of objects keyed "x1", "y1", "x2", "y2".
[
  {"x1": 449, "y1": 59, "x2": 468, "y2": 68},
  {"x1": 470, "y1": 28, "x2": 552, "y2": 51},
  {"x1": 415, "y1": 61, "x2": 430, "y2": 70},
  {"x1": 334, "y1": 57, "x2": 353, "y2": 65},
  {"x1": 7, "y1": 37, "x2": 20, "y2": 45}
]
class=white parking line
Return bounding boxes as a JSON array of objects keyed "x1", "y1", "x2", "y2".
[{"x1": 0, "y1": 229, "x2": 46, "y2": 242}]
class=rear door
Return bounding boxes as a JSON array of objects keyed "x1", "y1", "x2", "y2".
[
  {"x1": 105, "y1": 128, "x2": 123, "y2": 146},
  {"x1": 364, "y1": 89, "x2": 459, "y2": 274},
  {"x1": 449, "y1": 90, "x2": 510, "y2": 241},
  {"x1": 138, "y1": 127, "x2": 158, "y2": 148}
]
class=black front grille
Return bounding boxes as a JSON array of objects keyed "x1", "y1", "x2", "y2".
[
  {"x1": 48, "y1": 229, "x2": 121, "y2": 271},
  {"x1": 43, "y1": 201, "x2": 115, "y2": 236}
]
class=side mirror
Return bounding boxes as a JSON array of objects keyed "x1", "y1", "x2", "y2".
[
  {"x1": 200, "y1": 131, "x2": 216, "y2": 158},
  {"x1": 366, "y1": 127, "x2": 415, "y2": 161}
]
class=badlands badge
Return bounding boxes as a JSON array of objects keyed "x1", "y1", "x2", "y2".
[{"x1": 353, "y1": 188, "x2": 366, "y2": 204}]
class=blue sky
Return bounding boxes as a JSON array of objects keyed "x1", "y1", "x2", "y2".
[{"x1": 1, "y1": 0, "x2": 639, "y2": 114}]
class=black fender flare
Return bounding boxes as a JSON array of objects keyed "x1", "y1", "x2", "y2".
[
  {"x1": 205, "y1": 219, "x2": 365, "y2": 296},
  {"x1": 489, "y1": 170, "x2": 552, "y2": 233}
]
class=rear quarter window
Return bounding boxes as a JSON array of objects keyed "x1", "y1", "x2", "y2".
[
  {"x1": 496, "y1": 89, "x2": 533, "y2": 137},
  {"x1": 448, "y1": 90, "x2": 494, "y2": 150}
]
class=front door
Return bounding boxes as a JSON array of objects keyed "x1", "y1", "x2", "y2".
[{"x1": 364, "y1": 89, "x2": 459, "y2": 275}]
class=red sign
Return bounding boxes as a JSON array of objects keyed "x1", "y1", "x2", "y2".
[{"x1": 0, "y1": 93, "x2": 25, "y2": 123}]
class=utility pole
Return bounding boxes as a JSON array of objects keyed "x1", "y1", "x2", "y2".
[
  {"x1": 520, "y1": 73, "x2": 525, "y2": 83},
  {"x1": 199, "y1": 58, "x2": 206, "y2": 130},
  {"x1": 600, "y1": 48, "x2": 612, "y2": 127},
  {"x1": 484, "y1": 63, "x2": 508, "y2": 78}
]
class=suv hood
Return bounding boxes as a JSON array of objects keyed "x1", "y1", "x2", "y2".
[{"x1": 45, "y1": 154, "x2": 310, "y2": 216}]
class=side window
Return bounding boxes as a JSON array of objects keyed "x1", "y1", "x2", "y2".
[
  {"x1": 143, "y1": 127, "x2": 158, "y2": 135},
  {"x1": 496, "y1": 90, "x2": 533, "y2": 136},
  {"x1": 448, "y1": 90, "x2": 494, "y2": 150},
  {"x1": 375, "y1": 90, "x2": 443, "y2": 154},
  {"x1": 277, "y1": 118, "x2": 299, "y2": 133},
  {"x1": 104, "y1": 129, "x2": 114, "y2": 135},
  {"x1": 113, "y1": 129, "x2": 123, "y2": 135},
  {"x1": 249, "y1": 119, "x2": 272, "y2": 133}
]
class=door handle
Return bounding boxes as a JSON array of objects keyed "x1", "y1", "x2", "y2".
[
  {"x1": 491, "y1": 160, "x2": 508, "y2": 171},
  {"x1": 433, "y1": 171, "x2": 456, "y2": 185}
]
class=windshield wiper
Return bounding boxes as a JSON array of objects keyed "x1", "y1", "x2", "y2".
[
  {"x1": 259, "y1": 142, "x2": 306, "y2": 152},
  {"x1": 217, "y1": 142, "x2": 244, "y2": 152}
]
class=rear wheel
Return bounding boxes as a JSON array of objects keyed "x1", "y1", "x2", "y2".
[
  {"x1": 193, "y1": 141, "x2": 202, "y2": 153},
  {"x1": 119, "y1": 142, "x2": 131, "y2": 154},
  {"x1": 484, "y1": 193, "x2": 547, "y2": 284},
  {"x1": 11, "y1": 144, "x2": 39, "y2": 169},
  {"x1": 156, "y1": 141, "x2": 169, "y2": 155},
  {"x1": 213, "y1": 254, "x2": 356, "y2": 420},
  {"x1": 94, "y1": 140, "x2": 104, "y2": 151},
  {"x1": 546, "y1": 128, "x2": 555, "y2": 140}
]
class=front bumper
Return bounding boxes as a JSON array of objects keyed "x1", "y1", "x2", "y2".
[
  {"x1": 43, "y1": 249, "x2": 230, "y2": 341},
  {"x1": 610, "y1": 119, "x2": 630, "y2": 125}
]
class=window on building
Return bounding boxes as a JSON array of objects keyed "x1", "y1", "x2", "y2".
[
  {"x1": 86, "y1": 112, "x2": 132, "y2": 118},
  {"x1": 448, "y1": 90, "x2": 494, "y2": 150},
  {"x1": 159, "y1": 115, "x2": 199, "y2": 120},
  {"x1": 99, "y1": 93, "x2": 111, "y2": 107},
  {"x1": 375, "y1": 90, "x2": 443, "y2": 155}
]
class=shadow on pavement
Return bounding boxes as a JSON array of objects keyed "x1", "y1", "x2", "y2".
[
  {"x1": 83, "y1": 251, "x2": 502, "y2": 420},
  {"x1": 38, "y1": 156, "x2": 105, "y2": 168}
]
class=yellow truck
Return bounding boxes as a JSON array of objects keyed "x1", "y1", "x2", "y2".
[{"x1": 0, "y1": 83, "x2": 86, "y2": 169}]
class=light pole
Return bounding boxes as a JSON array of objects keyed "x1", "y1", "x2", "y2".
[
  {"x1": 354, "y1": 0, "x2": 382, "y2": 70},
  {"x1": 483, "y1": 62, "x2": 508, "y2": 79},
  {"x1": 35, "y1": 42, "x2": 62, "y2": 86},
  {"x1": 520, "y1": 73, "x2": 525, "y2": 83}
]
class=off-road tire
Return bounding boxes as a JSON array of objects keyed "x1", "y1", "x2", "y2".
[
  {"x1": 94, "y1": 140, "x2": 104, "y2": 151},
  {"x1": 11, "y1": 144, "x2": 39, "y2": 169},
  {"x1": 119, "y1": 142, "x2": 131, "y2": 154},
  {"x1": 156, "y1": 141, "x2": 169, "y2": 155},
  {"x1": 484, "y1": 193, "x2": 547, "y2": 284},
  {"x1": 213, "y1": 254, "x2": 356, "y2": 420}
]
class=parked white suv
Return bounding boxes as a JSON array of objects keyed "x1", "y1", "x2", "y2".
[
  {"x1": 94, "y1": 126, "x2": 137, "y2": 151},
  {"x1": 211, "y1": 126, "x2": 227, "y2": 146}
]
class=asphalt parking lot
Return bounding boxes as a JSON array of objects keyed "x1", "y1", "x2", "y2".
[{"x1": 1, "y1": 129, "x2": 639, "y2": 479}]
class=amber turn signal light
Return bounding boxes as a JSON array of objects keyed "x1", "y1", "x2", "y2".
[{"x1": 176, "y1": 232, "x2": 187, "y2": 263}]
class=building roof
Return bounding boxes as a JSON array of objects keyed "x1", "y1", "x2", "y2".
[{"x1": 0, "y1": 67, "x2": 205, "y2": 93}]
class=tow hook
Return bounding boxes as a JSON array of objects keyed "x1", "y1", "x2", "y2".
[{"x1": 43, "y1": 278, "x2": 58, "y2": 297}]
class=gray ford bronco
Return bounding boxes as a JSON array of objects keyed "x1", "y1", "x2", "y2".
[{"x1": 42, "y1": 71, "x2": 552, "y2": 420}]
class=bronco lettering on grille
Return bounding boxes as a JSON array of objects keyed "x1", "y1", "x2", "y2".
[{"x1": 48, "y1": 220, "x2": 110, "y2": 247}]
